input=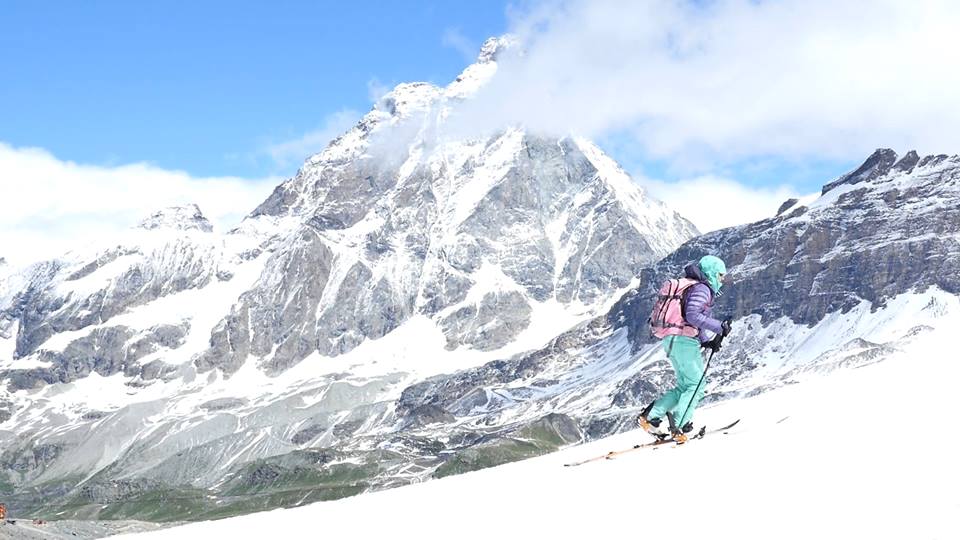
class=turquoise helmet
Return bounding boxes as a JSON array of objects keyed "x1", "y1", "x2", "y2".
[{"x1": 699, "y1": 255, "x2": 727, "y2": 294}]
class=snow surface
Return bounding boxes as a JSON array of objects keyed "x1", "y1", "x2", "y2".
[{"x1": 115, "y1": 298, "x2": 960, "y2": 540}]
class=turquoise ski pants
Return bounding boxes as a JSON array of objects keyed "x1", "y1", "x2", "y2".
[{"x1": 648, "y1": 335, "x2": 706, "y2": 428}]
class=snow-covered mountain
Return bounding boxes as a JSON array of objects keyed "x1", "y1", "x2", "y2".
[
  {"x1": 0, "y1": 37, "x2": 699, "y2": 520},
  {"x1": 112, "y1": 310, "x2": 960, "y2": 540},
  {"x1": 395, "y1": 147, "x2": 960, "y2": 441}
]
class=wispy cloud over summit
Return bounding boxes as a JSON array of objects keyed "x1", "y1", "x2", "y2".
[{"x1": 452, "y1": 0, "x2": 960, "y2": 169}]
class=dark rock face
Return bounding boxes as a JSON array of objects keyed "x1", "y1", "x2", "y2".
[
  {"x1": 0, "y1": 401, "x2": 13, "y2": 423},
  {"x1": 396, "y1": 352, "x2": 549, "y2": 421},
  {"x1": 139, "y1": 359, "x2": 179, "y2": 382},
  {"x1": 403, "y1": 404, "x2": 455, "y2": 428},
  {"x1": 331, "y1": 420, "x2": 363, "y2": 438},
  {"x1": 614, "y1": 151, "x2": 960, "y2": 351},
  {"x1": 6, "y1": 241, "x2": 214, "y2": 362},
  {"x1": 0, "y1": 443, "x2": 65, "y2": 473},
  {"x1": 821, "y1": 147, "x2": 899, "y2": 194},
  {"x1": 201, "y1": 398, "x2": 249, "y2": 412},
  {"x1": 893, "y1": 150, "x2": 920, "y2": 173},
  {"x1": 291, "y1": 424, "x2": 328, "y2": 445},
  {"x1": 440, "y1": 291, "x2": 532, "y2": 351},
  {"x1": 2, "y1": 323, "x2": 189, "y2": 391},
  {"x1": 776, "y1": 198, "x2": 799, "y2": 216},
  {"x1": 78, "y1": 479, "x2": 161, "y2": 504}
]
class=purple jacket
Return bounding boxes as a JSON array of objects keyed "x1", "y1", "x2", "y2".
[{"x1": 681, "y1": 263, "x2": 724, "y2": 343}]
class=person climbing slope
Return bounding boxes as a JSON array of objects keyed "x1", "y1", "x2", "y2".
[{"x1": 638, "y1": 255, "x2": 732, "y2": 444}]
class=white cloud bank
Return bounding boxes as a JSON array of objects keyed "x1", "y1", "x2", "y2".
[
  {"x1": 0, "y1": 142, "x2": 280, "y2": 265},
  {"x1": 462, "y1": 0, "x2": 960, "y2": 164},
  {"x1": 442, "y1": 0, "x2": 960, "y2": 230},
  {"x1": 639, "y1": 174, "x2": 805, "y2": 233}
]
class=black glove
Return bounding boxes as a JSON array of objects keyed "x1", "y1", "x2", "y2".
[
  {"x1": 701, "y1": 336, "x2": 722, "y2": 353},
  {"x1": 721, "y1": 318, "x2": 733, "y2": 337}
]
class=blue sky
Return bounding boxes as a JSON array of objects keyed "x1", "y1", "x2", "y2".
[
  {"x1": 0, "y1": 1, "x2": 511, "y2": 178},
  {"x1": 3, "y1": 0, "x2": 959, "y2": 263},
  {"x1": 1, "y1": 0, "x2": 858, "y2": 191}
]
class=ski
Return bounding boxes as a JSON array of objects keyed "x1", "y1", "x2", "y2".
[
  {"x1": 689, "y1": 418, "x2": 740, "y2": 440},
  {"x1": 562, "y1": 437, "x2": 673, "y2": 467},
  {"x1": 563, "y1": 419, "x2": 740, "y2": 467}
]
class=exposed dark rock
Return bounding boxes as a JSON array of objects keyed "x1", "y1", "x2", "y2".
[
  {"x1": 0, "y1": 443, "x2": 65, "y2": 473},
  {"x1": 332, "y1": 420, "x2": 364, "y2": 438},
  {"x1": 404, "y1": 404, "x2": 455, "y2": 428},
  {"x1": 81, "y1": 410, "x2": 110, "y2": 421},
  {"x1": 440, "y1": 291, "x2": 532, "y2": 351},
  {"x1": 10, "y1": 247, "x2": 211, "y2": 359},
  {"x1": 893, "y1": 150, "x2": 920, "y2": 173},
  {"x1": 78, "y1": 479, "x2": 161, "y2": 504},
  {"x1": 581, "y1": 413, "x2": 637, "y2": 441},
  {"x1": 200, "y1": 398, "x2": 248, "y2": 412},
  {"x1": 0, "y1": 401, "x2": 13, "y2": 423},
  {"x1": 307, "y1": 214, "x2": 347, "y2": 231},
  {"x1": 65, "y1": 249, "x2": 137, "y2": 282},
  {"x1": 821, "y1": 148, "x2": 898, "y2": 194},
  {"x1": 138, "y1": 360, "x2": 178, "y2": 381},
  {"x1": 396, "y1": 352, "x2": 549, "y2": 420},
  {"x1": 611, "y1": 151, "x2": 960, "y2": 352},
  {"x1": 291, "y1": 424, "x2": 328, "y2": 445},
  {"x1": 385, "y1": 434, "x2": 446, "y2": 455},
  {"x1": 5, "y1": 323, "x2": 188, "y2": 391},
  {"x1": 776, "y1": 198, "x2": 799, "y2": 216},
  {"x1": 918, "y1": 154, "x2": 949, "y2": 168}
]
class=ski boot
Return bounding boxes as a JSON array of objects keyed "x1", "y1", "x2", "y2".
[
  {"x1": 636, "y1": 402, "x2": 669, "y2": 439},
  {"x1": 667, "y1": 413, "x2": 688, "y2": 444}
]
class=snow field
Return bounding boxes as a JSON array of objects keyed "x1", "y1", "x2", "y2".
[{"x1": 116, "y1": 317, "x2": 959, "y2": 540}]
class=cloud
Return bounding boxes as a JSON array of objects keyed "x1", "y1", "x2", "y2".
[
  {"x1": 639, "y1": 173, "x2": 804, "y2": 233},
  {"x1": 442, "y1": 28, "x2": 478, "y2": 62},
  {"x1": 264, "y1": 109, "x2": 361, "y2": 168},
  {"x1": 0, "y1": 142, "x2": 280, "y2": 265},
  {"x1": 447, "y1": 0, "x2": 960, "y2": 169},
  {"x1": 366, "y1": 78, "x2": 392, "y2": 103}
]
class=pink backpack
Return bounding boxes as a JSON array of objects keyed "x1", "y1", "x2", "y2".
[{"x1": 649, "y1": 278, "x2": 700, "y2": 339}]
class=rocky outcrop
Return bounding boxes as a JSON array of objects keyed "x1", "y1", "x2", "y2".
[
  {"x1": 199, "y1": 127, "x2": 696, "y2": 376},
  {"x1": 6, "y1": 238, "x2": 217, "y2": 361},
  {"x1": 3, "y1": 323, "x2": 188, "y2": 391},
  {"x1": 821, "y1": 148, "x2": 898, "y2": 194},
  {"x1": 615, "y1": 149, "x2": 960, "y2": 350},
  {"x1": 138, "y1": 204, "x2": 214, "y2": 233}
]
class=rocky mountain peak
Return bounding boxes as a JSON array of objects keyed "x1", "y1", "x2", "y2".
[
  {"x1": 374, "y1": 82, "x2": 442, "y2": 119},
  {"x1": 776, "y1": 198, "x2": 800, "y2": 216},
  {"x1": 892, "y1": 150, "x2": 920, "y2": 173},
  {"x1": 476, "y1": 35, "x2": 518, "y2": 64},
  {"x1": 137, "y1": 204, "x2": 213, "y2": 232},
  {"x1": 821, "y1": 148, "x2": 899, "y2": 195}
]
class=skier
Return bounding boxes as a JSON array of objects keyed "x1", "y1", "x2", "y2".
[{"x1": 638, "y1": 255, "x2": 732, "y2": 444}]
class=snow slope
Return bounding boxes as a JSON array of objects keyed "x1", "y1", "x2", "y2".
[{"x1": 115, "y1": 296, "x2": 960, "y2": 540}]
